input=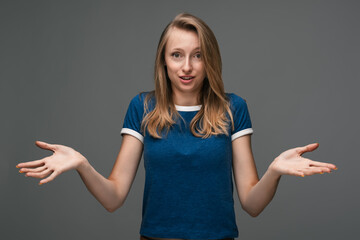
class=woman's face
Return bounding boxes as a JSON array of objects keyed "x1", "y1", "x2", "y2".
[{"x1": 164, "y1": 27, "x2": 206, "y2": 103}]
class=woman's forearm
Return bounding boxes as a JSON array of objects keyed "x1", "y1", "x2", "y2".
[
  {"x1": 76, "y1": 159, "x2": 122, "y2": 212},
  {"x1": 242, "y1": 165, "x2": 281, "y2": 217}
]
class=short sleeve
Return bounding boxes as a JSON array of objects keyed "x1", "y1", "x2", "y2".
[
  {"x1": 120, "y1": 94, "x2": 145, "y2": 143},
  {"x1": 229, "y1": 93, "x2": 253, "y2": 141}
]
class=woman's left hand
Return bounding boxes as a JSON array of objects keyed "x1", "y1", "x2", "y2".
[{"x1": 269, "y1": 143, "x2": 337, "y2": 177}]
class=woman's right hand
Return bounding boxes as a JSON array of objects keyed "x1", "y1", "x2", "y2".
[{"x1": 16, "y1": 141, "x2": 88, "y2": 185}]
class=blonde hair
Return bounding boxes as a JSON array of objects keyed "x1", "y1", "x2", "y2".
[{"x1": 141, "y1": 13, "x2": 234, "y2": 138}]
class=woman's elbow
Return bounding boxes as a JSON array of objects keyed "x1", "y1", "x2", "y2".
[
  {"x1": 103, "y1": 188, "x2": 127, "y2": 213},
  {"x1": 104, "y1": 199, "x2": 125, "y2": 213},
  {"x1": 105, "y1": 203, "x2": 122, "y2": 213},
  {"x1": 242, "y1": 206, "x2": 262, "y2": 218},
  {"x1": 247, "y1": 210, "x2": 261, "y2": 218},
  {"x1": 105, "y1": 206, "x2": 117, "y2": 213}
]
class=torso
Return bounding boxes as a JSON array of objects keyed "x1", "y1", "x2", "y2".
[{"x1": 122, "y1": 92, "x2": 252, "y2": 240}]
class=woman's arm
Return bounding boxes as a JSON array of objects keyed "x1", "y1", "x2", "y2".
[
  {"x1": 232, "y1": 135, "x2": 337, "y2": 217},
  {"x1": 16, "y1": 135, "x2": 143, "y2": 212}
]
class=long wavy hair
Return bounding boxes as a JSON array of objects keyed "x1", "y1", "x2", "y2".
[{"x1": 141, "y1": 13, "x2": 234, "y2": 138}]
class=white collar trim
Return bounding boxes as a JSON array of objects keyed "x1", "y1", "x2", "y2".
[{"x1": 175, "y1": 104, "x2": 202, "y2": 111}]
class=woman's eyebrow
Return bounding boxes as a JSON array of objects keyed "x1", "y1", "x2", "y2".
[
  {"x1": 171, "y1": 47, "x2": 201, "y2": 52},
  {"x1": 171, "y1": 48, "x2": 183, "y2": 51}
]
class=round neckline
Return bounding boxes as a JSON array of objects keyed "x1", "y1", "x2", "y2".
[{"x1": 175, "y1": 104, "x2": 202, "y2": 112}]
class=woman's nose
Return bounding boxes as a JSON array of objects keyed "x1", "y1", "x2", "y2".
[{"x1": 182, "y1": 57, "x2": 192, "y2": 73}]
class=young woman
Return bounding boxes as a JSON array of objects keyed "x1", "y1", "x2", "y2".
[{"x1": 16, "y1": 13, "x2": 337, "y2": 240}]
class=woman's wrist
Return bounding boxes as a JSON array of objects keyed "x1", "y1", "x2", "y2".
[
  {"x1": 76, "y1": 157, "x2": 90, "y2": 172},
  {"x1": 267, "y1": 159, "x2": 282, "y2": 180}
]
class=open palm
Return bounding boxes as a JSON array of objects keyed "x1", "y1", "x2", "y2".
[
  {"x1": 17, "y1": 141, "x2": 86, "y2": 185},
  {"x1": 269, "y1": 143, "x2": 337, "y2": 177}
]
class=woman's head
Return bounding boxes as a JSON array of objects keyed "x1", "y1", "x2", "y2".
[
  {"x1": 154, "y1": 13, "x2": 223, "y2": 103},
  {"x1": 143, "y1": 13, "x2": 233, "y2": 138},
  {"x1": 164, "y1": 27, "x2": 205, "y2": 104}
]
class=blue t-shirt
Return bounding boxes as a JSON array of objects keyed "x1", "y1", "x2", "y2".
[{"x1": 120, "y1": 92, "x2": 253, "y2": 240}]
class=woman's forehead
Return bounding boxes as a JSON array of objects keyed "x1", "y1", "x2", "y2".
[{"x1": 166, "y1": 27, "x2": 200, "y2": 51}]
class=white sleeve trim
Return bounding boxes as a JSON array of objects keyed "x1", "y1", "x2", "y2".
[
  {"x1": 120, "y1": 128, "x2": 144, "y2": 143},
  {"x1": 231, "y1": 128, "x2": 253, "y2": 141}
]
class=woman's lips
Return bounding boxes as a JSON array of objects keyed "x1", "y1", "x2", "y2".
[{"x1": 179, "y1": 76, "x2": 195, "y2": 84}]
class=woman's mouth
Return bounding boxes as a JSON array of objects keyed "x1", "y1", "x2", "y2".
[{"x1": 179, "y1": 76, "x2": 195, "y2": 84}]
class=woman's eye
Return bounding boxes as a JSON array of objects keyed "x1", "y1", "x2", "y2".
[
  {"x1": 172, "y1": 52, "x2": 181, "y2": 58},
  {"x1": 194, "y1": 53, "x2": 201, "y2": 59}
]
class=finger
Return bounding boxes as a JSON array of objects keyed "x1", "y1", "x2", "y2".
[
  {"x1": 20, "y1": 165, "x2": 47, "y2": 173},
  {"x1": 35, "y1": 141, "x2": 58, "y2": 152},
  {"x1": 39, "y1": 171, "x2": 59, "y2": 185},
  {"x1": 26, "y1": 169, "x2": 52, "y2": 179},
  {"x1": 16, "y1": 159, "x2": 45, "y2": 169},
  {"x1": 309, "y1": 160, "x2": 337, "y2": 170},
  {"x1": 302, "y1": 167, "x2": 332, "y2": 176},
  {"x1": 288, "y1": 169, "x2": 305, "y2": 177},
  {"x1": 296, "y1": 143, "x2": 319, "y2": 155}
]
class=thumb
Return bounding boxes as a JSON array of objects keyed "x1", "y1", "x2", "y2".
[
  {"x1": 35, "y1": 141, "x2": 57, "y2": 152},
  {"x1": 297, "y1": 142, "x2": 319, "y2": 155}
]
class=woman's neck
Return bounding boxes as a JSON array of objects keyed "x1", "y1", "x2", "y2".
[{"x1": 172, "y1": 91, "x2": 200, "y2": 106}]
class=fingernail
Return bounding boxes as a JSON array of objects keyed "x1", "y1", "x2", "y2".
[
  {"x1": 39, "y1": 182, "x2": 43, "y2": 185},
  {"x1": 320, "y1": 172, "x2": 324, "y2": 174},
  {"x1": 16, "y1": 165, "x2": 20, "y2": 168},
  {"x1": 334, "y1": 167, "x2": 338, "y2": 170},
  {"x1": 19, "y1": 170, "x2": 23, "y2": 173},
  {"x1": 301, "y1": 175, "x2": 305, "y2": 177}
]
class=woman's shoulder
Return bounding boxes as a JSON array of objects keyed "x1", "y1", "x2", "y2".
[
  {"x1": 225, "y1": 92, "x2": 248, "y2": 107},
  {"x1": 130, "y1": 91, "x2": 155, "y2": 104},
  {"x1": 128, "y1": 91, "x2": 156, "y2": 112}
]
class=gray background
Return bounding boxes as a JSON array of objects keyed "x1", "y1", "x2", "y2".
[{"x1": 1, "y1": 0, "x2": 359, "y2": 239}]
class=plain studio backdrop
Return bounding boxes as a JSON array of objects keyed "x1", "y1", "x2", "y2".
[{"x1": 1, "y1": 0, "x2": 359, "y2": 239}]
